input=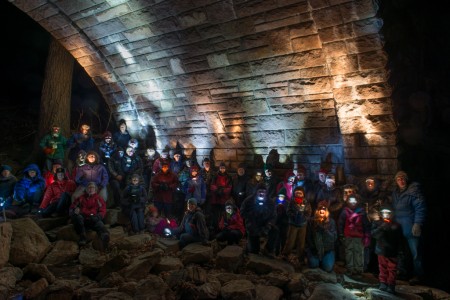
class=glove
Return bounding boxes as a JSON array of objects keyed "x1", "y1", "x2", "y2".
[
  {"x1": 412, "y1": 223, "x2": 422, "y2": 237},
  {"x1": 160, "y1": 183, "x2": 169, "y2": 191}
]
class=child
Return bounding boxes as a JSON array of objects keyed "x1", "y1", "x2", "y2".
[
  {"x1": 338, "y1": 194, "x2": 371, "y2": 276},
  {"x1": 145, "y1": 205, "x2": 177, "y2": 236},
  {"x1": 121, "y1": 173, "x2": 147, "y2": 235},
  {"x1": 371, "y1": 206, "x2": 402, "y2": 294},
  {"x1": 282, "y1": 186, "x2": 312, "y2": 264}
]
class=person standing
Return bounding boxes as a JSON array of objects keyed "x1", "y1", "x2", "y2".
[
  {"x1": 39, "y1": 125, "x2": 67, "y2": 171},
  {"x1": 371, "y1": 206, "x2": 403, "y2": 294},
  {"x1": 121, "y1": 173, "x2": 147, "y2": 235},
  {"x1": 67, "y1": 124, "x2": 95, "y2": 174},
  {"x1": 240, "y1": 183, "x2": 278, "y2": 257},
  {"x1": 150, "y1": 161, "x2": 179, "y2": 218},
  {"x1": 112, "y1": 119, "x2": 131, "y2": 150},
  {"x1": 392, "y1": 171, "x2": 426, "y2": 285}
]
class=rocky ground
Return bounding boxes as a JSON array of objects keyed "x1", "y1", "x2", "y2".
[{"x1": 1, "y1": 210, "x2": 449, "y2": 300}]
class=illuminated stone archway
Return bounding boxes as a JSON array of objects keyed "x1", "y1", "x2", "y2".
[{"x1": 11, "y1": 0, "x2": 397, "y2": 180}]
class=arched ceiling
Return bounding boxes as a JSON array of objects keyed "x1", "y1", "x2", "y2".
[{"x1": 11, "y1": 0, "x2": 397, "y2": 178}]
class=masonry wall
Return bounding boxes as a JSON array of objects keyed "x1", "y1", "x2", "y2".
[{"x1": 12, "y1": 0, "x2": 397, "y2": 182}]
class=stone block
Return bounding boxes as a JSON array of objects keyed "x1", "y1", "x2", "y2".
[
  {"x1": 327, "y1": 54, "x2": 359, "y2": 76},
  {"x1": 152, "y1": 256, "x2": 183, "y2": 274},
  {"x1": 344, "y1": 146, "x2": 398, "y2": 159},
  {"x1": 204, "y1": 1, "x2": 235, "y2": 23},
  {"x1": 0, "y1": 222, "x2": 12, "y2": 268},
  {"x1": 289, "y1": 77, "x2": 333, "y2": 95},
  {"x1": 332, "y1": 69, "x2": 387, "y2": 88},
  {"x1": 216, "y1": 245, "x2": 244, "y2": 272},
  {"x1": 244, "y1": 130, "x2": 285, "y2": 148},
  {"x1": 292, "y1": 34, "x2": 322, "y2": 52},
  {"x1": 312, "y1": 6, "x2": 344, "y2": 29},
  {"x1": 344, "y1": 158, "x2": 378, "y2": 175},
  {"x1": 347, "y1": 34, "x2": 383, "y2": 54},
  {"x1": 178, "y1": 10, "x2": 207, "y2": 28},
  {"x1": 359, "y1": 50, "x2": 388, "y2": 70},
  {"x1": 285, "y1": 128, "x2": 341, "y2": 146},
  {"x1": 356, "y1": 83, "x2": 392, "y2": 99},
  {"x1": 377, "y1": 159, "x2": 398, "y2": 175},
  {"x1": 213, "y1": 148, "x2": 237, "y2": 161},
  {"x1": 180, "y1": 243, "x2": 213, "y2": 265}
]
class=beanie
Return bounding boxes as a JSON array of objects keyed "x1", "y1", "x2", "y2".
[
  {"x1": 187, "y1": 198, "x2": 198, "y2": 206},
  {"x1": 1, "y1": 165, "x2": 12, "y2": 172},
  {"x1": 394, "y1": 171, "x2": 408, "y2": 181}
]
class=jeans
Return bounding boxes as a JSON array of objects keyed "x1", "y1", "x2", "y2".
[{"x1": 307, "y1": 250, "x2": 335, "y2": 273}]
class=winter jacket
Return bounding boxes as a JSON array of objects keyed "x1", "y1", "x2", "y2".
[
  {"x1": 392, "y1": 182, "x2": 426, "y2": 238},
  {"x1": 183, "y1": 176, "x2": 206, "y2": 205},
  {"x1": 240, "y1": 195, "x2": 276, "y2": 236},
  {"x1": 338, "y1": 205, "x2": 371, "y2": 239},
  {"x1": 371, "y1": 219, "x2": 403, "y2": 258},
  {"x1": 13, "y1": 164, "x2": 46, "y2": 203},
  {"x1": 39, "y1": 133, "x2": 67, "y2": 160},
  {"x1": 315, "y1": 186, "x2": 343, "y2": 219},
  {"x1": 218, "y1": 205, "x2": 245, "y2": 235},
  {"x1": 121, "y1": 184, "x2": 147, "y2": 207},
  {"x1": 75, "y1": 163, "x2": 109, "y2": 188},
  {"x1": 40, "y1": 178, "x2": 76, "y2": 209},
  {"x1": 173, "y1": 207, "x2": 209, "y2": 241},
  {"x1": 67, "y1": 133, "x2": 94, "y2": 161},
  {"x1": 98, "y1": 141, "x2": 117, "y2": 165},
  {"x1": 150, "y1": 170, "x2": 179, "y2": 203},
  {"x1": 306, "y1": 217, "x2": 337, "y2": 260},
  {"x1": 112, "y1": 130, "x2": 131, "y2": 150},
  {"x1": 210, "y1": 172, "x2": 232, "y2": 205},
  {"x1": 232, "y1": 173, "x2": 250, "y2": 204},
  {"x1": 0, "y1": 173, "x2": 17, "y2": 199},
  {"x1": 287, "y1": 198, "x2": 312, "y2": 227},
  {"x1": 70, "y1": 192, "x2": 106, "y2": 219}
]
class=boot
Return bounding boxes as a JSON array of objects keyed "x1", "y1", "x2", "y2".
[
  {"x1": 386, "y1": 284, "x2": 396, "y2": 294},
  {"x1": 78, "y1": 233, "x2": 87, "y2": 246},
  {"x1": 378, "y1": 282, "x2": 387, "y2": 291}
]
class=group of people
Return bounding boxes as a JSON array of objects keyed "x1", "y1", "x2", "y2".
[{"x1": 0, "y1": 119, "x2": 427, "y2": 295}]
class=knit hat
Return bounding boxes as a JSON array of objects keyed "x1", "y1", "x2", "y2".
[
  {"x1": 187, "y1": 198, "x2": 197, "y2": 206},
  {"x1": 1, "y1": 165, "x2": 12, "y2": 172},
  {"x1": 394, "y1": 171, "x2": 408, "y2": 181},
  {"x1": 55, "y1": 167, "x2": 65, "y2": 174},
  {"x1": 103, "y1": 131, "x2": 112, "y2": 139},
  {"x1": 318, "y1": 168, "x2": 328, "y2": 174},
  {"x1": 317, "y1": 200, "x2": 329, "y2": 210}
]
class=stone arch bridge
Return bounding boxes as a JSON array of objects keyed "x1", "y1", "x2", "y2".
[{"x1": 11, "y1": 0, "x2": 397, "y2": 181}]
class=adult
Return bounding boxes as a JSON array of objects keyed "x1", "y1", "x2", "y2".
[
  {"x1": 12, "y1": 163, "x2": 46, "y2": 214},
  {"x1": 209, "y1": 162, "x2": 232, "y2": 236},
  {"x1": 240, "y1": 183, "x2": 278, "y2": 257},
  {"x1": 39, "y1": 167, "x2": 76, "y2": 217},
  {"x1": 231, "y1": 163, "x2": 250, "y2": 208},
  {"x1": 69, "y1": 182, "x2": 109, "y2": 249},
  {"x1": 0, "y1": 165, "x2": 17, "y2": 203},
  {"x1": 150, "y1": 161, "x2": 179, "y2": 218},
  {"x1": 216, "y1": 200, "x2": 245, "y2": 246},
  {"x1": 39, "y1": 125, "x2": 67, "y2": 172},
  {"x1": 113, "y1": 119, "x2": 132, "y2": 150},
  {"x1": 245, "y1": 169, "x2": 264, "y2": 196},
  {"x1": 391, "y1": 171, "x2": 426, "y2": 285},
  {"x1": 305, "y1": 200, "x2": 337, "y2": 272},
  {"x1": 72, "y1": 151, "x2": 109, "y2": 203},
  {"x1": 67, "y1": 124, "x2": 95, "y2": 174},
  {"x1": 172, "y1": 198, "x2": 209, "y2": 249}
]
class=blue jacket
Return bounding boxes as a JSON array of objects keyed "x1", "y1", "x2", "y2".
[
  {"x1": 13, "y1": 164, "x2": 45, "y2": 203},
  {"x1": 392, "y1": 182, "x2": 426, "y2": 238}
]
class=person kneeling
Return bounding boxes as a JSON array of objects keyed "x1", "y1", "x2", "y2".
[
  {"x1": 216, "y1": 200, "x2": 245, "y2": 246},
  {"x1": 172, "y1": 198, "x2": 209, "y2": 249},
  {"x1": 69, "y1": 182, "x2": 110, "y2": 250}
]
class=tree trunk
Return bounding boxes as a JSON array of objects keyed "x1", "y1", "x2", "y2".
[{"x1": 30, "y1": 38, "x2": 73, "y2": 163}]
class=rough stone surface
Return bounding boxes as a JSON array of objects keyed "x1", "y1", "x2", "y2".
[
  {"x1": 10, "y1": 0, "x2": 397, "y2": 181},
  {"x1": 9, "y1": 218, "x2": 51, "y2": 266},
  {"x1": 180, "y1": 243, "x2": 213, "y2": 265},
  {"x1": 0, "y1": 222, "x2": 12, "y2": 268},
  {"x1": 216, "y1": 245, "x2": 244, "y2": 272},
  {"x1": 41, "y1": 240, "x2": 79, "y2": 265}
]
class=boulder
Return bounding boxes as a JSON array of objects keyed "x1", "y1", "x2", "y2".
[
  {"x1": 180, "y1": 243, "x2": 213, "y2": 265},
  {"x1": 216, "y1": 245, "x2": 244, "y2": 272},
  {"x1": 220, "y1": 279, "x2": 256, "y2": 299},
  {"x1": 246, "y1": 254, "x2": 295, "y2": 274},
  {"x1": 120, "y1": 249, "x2": 163, "y2": 280},
  {"x1": 41, "y1": 240, "x2": 79, "y2": 265},
  {"x1": 152, "y1": 256, "x2": 183, "y2": 273},
  {"x1": 0, "y1": 222, "x2": 12, "y2": 267},
  {"x1": 309, "y1": 283, "x2": 358, "y2": 300},
  {"x1": 114, "y1": 233, "x2": 152, "y2": 251},
  {"x1": 255, "y1": 284, "x2": 284, "y2": 300},
  {"x1": 9, "y1": 218, "x2": 51, "y2": 265}
]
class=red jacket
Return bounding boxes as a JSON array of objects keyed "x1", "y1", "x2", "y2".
[
  {"x1": 70, "y1": 192, "x2": 106, "y2": 219},
  {"x1": 210, "y1": 172, "x2": 232, "y2": 205},
  {"x1": 218, "y1": 208, "x2": 245, "y2": 235},
  {"x1": 150, "y1": 170, "x2": 179, "y2": 203},
  {"x1": 40, "y1": 179, "x2": 76, "y2": 209}
]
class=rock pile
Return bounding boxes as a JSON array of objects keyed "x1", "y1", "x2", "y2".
[{"x1": 0, "y1": 211, "x2": 448, "y2": 300}]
